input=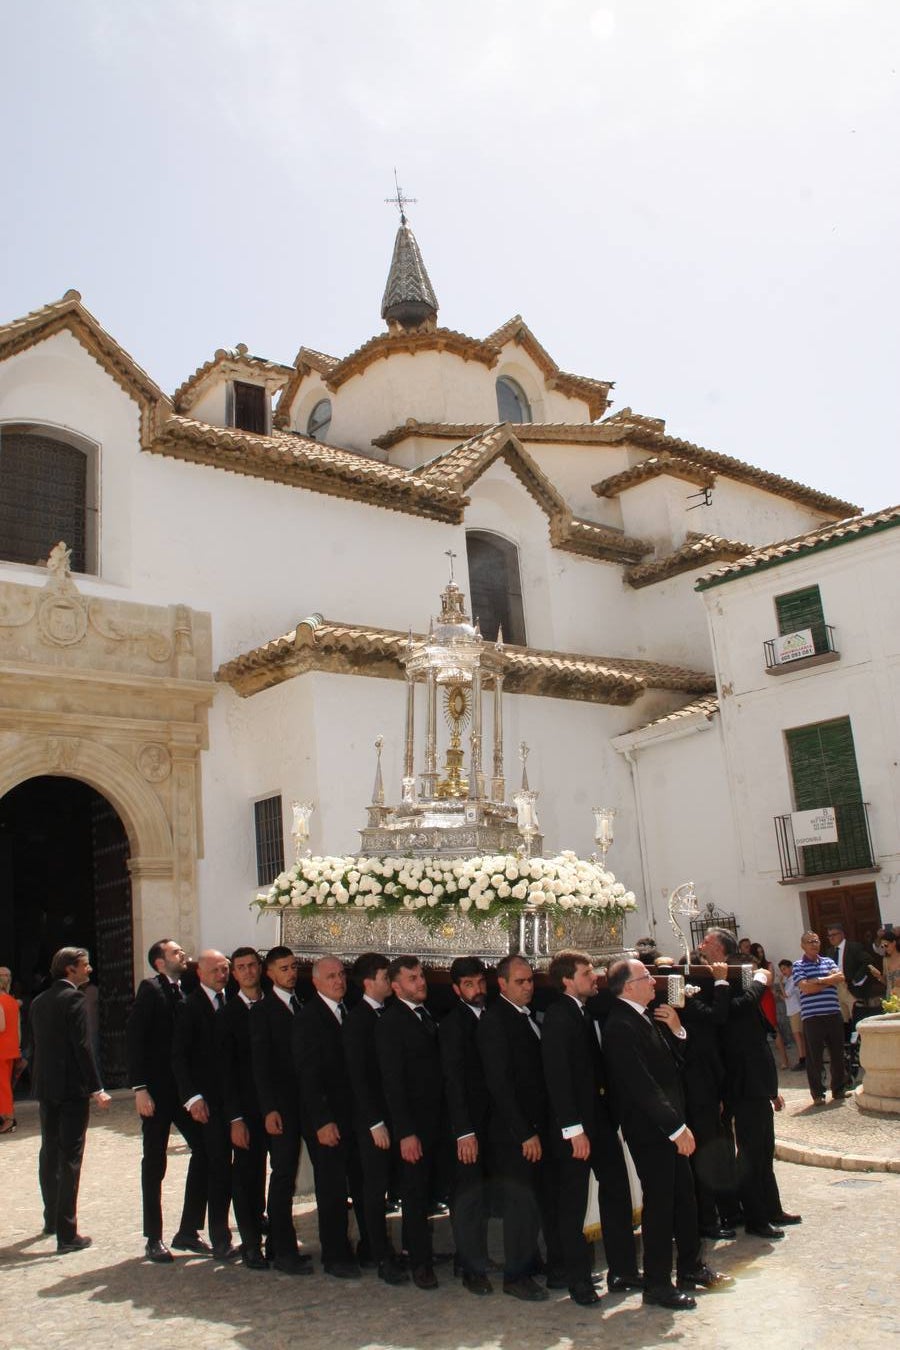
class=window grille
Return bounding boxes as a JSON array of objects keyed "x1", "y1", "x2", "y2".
[
  {"x1": 254, "y1": 795, "x2": 285, "y2": 886},
  {"x1": 0, "y1": 430, "x2": 90, "y2": 571}
]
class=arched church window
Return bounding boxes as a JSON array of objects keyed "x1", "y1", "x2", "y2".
[
  {"x1": 465, "y1": 531, "x2": 527, "y2": 646},
  {"x1": 496, "y1": 376, "x2": 531, "y2": 424},
  {"x1": 0, "y1": 426, "x2": 97, "y2": 573},
  {"x1": 306, "y1": 399, "x2": 332, "y2": 442}
]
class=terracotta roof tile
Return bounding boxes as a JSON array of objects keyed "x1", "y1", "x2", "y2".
[
  {"x1": 697, "y1": 504, "x2": 900, "y2": 589},
  {"x1": 593, "y1": 455, "x2": 717, "y2": 498},
  {"x1": 634, "y1": 694, "x2": 720, "y2": 731},
  {"x1": 626, "y1": 534, "x2": 753, "y2": 589},
  {"x1": 217, "y1": 614, "x2": 716, "y2": 705}
]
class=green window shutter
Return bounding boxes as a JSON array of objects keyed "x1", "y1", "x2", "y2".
[
  {"x1": 775, "y1": 586, "x2": 827, "y2": 651},
  {"x1": 785, "y1": 719, "x2": 870, "y2": 873}
]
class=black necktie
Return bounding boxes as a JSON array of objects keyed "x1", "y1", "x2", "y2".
[
  {"x1": 167, "y1": 979, "x2": 183, "y2": 1003},
  {"x1": 415, "y1": 1006, "x2": 436, "y2": 1034},
  {"x1": 215, "y1": 992, "x2": 225, "y2": 1011},
  {"x1": 289, "y1": 994, "x2": 301, "y2": 1014},
  {"x1": 526, "y1": 1009, "x2": 541, "y2": 1039},
  {"x1": 337, "y1": 1000, "x2": 347, "y2": 1023}
]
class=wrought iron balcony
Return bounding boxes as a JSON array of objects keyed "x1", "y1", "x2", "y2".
[
  {"x1": 774, "y1": 801, "x2": 877, "y2": 883},
  {"x1": 764, "y1": 625, "x2": 839, "y2": 674}
]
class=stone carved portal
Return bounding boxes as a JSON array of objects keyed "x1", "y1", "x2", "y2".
[{"x1": 0, "y1": 547, "x2": 214, "y2": 985}]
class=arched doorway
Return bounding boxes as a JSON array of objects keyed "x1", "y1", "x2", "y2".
[{"x1": 0, "y1": 775, "x2": 134, "y2": 1087}]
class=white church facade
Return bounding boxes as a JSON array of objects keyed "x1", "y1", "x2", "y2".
[{"x1": 0, "y1": 218, "x2": 892, "y2": 1079}]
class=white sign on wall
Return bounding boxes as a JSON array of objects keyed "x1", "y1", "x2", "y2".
[
  {"x1": 774, "y1": 628, "x2": 816, "y2": 663},
  {"x1": 791, "y1": 806, "x2": 838, "y2": 846}
]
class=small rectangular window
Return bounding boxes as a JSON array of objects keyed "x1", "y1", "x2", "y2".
[
  {"x1": 233, "y1": 382, "x2": 268, "y2": 435},
  {"x1": 254, "y1": 795, "x2": 285, "y2": 886},
  {"x1": 775, "y1": 585, "x2": 827, "y2": 650}
]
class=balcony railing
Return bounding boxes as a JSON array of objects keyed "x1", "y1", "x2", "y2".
[
  {"x1": 764, "y1": 625, "x2": 839, "y2": 673},
  {"x1": 774, "y1": 801, "x2": 877, "y2": 882}
]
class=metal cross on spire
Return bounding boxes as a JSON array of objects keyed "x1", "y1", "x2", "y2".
[
  {"x1": 385, "y1": 168, "x2": 417, "y2": 226},
  {"x1": 444, "y1": 549, "x2": 457, "y2": 582}
]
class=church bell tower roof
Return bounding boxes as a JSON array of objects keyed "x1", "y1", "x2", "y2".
[{"x1": 380, "y1": 221, "x2": 439, "y2": 333}]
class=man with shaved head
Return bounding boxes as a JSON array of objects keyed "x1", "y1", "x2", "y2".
[
  {"x1": 293, "y1": 955, "x2": 363, "y2": 1279},
  {"x1": 172, "y1": 948, "x2": 239, "y2": 1260}
]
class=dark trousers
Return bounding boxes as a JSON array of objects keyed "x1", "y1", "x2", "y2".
[
  {"x1": 356, "y1": 1128, "x2": 392, "y2": 1263},
  {"x1": 493, "y1": 1140, "x2": 561, "y2": 1281},
  {"x1": 304, "y1": 1132, "x2": 362, "y2": 1265},
  {"x1": 199, "y1": 1110, "x2": 233, "y2": 1247},
  {"x1": 732, "y1": 1099, "x2": 782, "y2": 1226},
  {"x1": 39, "y1": 1098, "x2": 89, "y2": 1244},
  {"x1": 803, "y1": 1013, "x2": 846, "y2": 1098},
  {"x1": 231, "y1": 1116, "x2": 267, "y2": 1250},
  {"x1": 626, "y1": 1135, "x2": 701, "y2": 1292},
  {"x1": 592, "y1": 1123, "x2": 640, "y2": 1279},
  {"x1": 140, "y1": 1097, "x2": 207, "y2": 1241},
  {"x1": 449, "y1": 1142, "x2": 489, "y2": 1276},
  {"x1": 687, "y1": 1098, "x2": 735, "y2": 1229},
  {"x1": 266, "y1": 1122, "x2": 302, "y2": 1260},
  {"x1": 396, "y1": 1140, "x2": 439, "y2": 1268}
]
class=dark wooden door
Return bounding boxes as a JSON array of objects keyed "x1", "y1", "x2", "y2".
[
  {"x1": 91, "y1": 796, "x2": 133, "y2": 1087},
  {"x1": 806, "y1": 883, "x2": 882, "y2": 947}
]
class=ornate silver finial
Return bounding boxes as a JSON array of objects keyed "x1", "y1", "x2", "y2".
[
  {"x1": 495, "y1": 624, "x2": 504, "y2": 651},
  {"x1": 518, "y1": 741, "x2": 530, "y2": 791},
  {"x1": 371, "y1": 735, "x2": 385, "y2": 806},
  {"x1": 385, "y1": 168, "x2": 417, "y2": 227},
  {"x1": 444, "y1": 548, "x2": 457, "y2": 583},
  {"x1": 666, "y1": 881, "x2": 700, "y2": 965}
]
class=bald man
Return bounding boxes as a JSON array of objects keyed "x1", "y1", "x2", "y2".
[{"x1": 172, "y1": 949, "x2": 238, "y2": 1260}]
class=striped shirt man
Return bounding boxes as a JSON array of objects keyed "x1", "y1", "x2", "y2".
[
  {"x1": 791, "y1": 932, "x2": 846, "y2": 1104},
  {"x1": 791, "y1": 952, "x2": 841, "y2": 1020}
]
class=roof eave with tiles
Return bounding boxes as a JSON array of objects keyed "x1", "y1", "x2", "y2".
[{"x1": 626, "y1": 534, "x2": 754, "y2": 589}]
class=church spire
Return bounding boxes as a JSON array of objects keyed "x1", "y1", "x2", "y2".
[{"x1": 381, "y1": 174, "x2": 439, "y2": 333}]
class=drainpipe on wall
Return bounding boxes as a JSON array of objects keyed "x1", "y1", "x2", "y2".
[{"x1": 622, "y1": 747, "x2": 658, "y2": 941}]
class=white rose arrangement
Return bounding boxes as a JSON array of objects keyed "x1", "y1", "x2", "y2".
[{"x1": 257, "y1": 849, "x2": 636, "y2": 925}]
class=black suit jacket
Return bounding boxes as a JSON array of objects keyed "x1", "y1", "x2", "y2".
[
  {"x1": 293, "y1": 993, "x2": 354, "y2": 1137},
  {"x1": 28, "y1": 980, "x2": 101, "y2": 1103},
  {"x1": 438, "y1": 1000, "x2": 490, "y2": 1140},
  {"x1": 827, "y1": 939, "x2": 871, "y2": 992},
  {"x1": 541, "y1": 994, "x2": 611, "y2": 1141},
  {"x1": 602, "y1": 1000, "x2": 686, "y2": 1145},
  {"x1": 680, "y1": 983, "x2": 730, "y2": 1111},
  {"x1": 172, "y1": 987, "x2": 224, "y2": 1110},
  {"x1": 125, "y1": 974, "x2": 182, "y2": 1100},
  {"x1": 478, "y1": 996, "x2": 549, "y2": 1146},
  {"x1": 721, "y1": 980, "x2": 778, "y2": 1104},
  {"x1": 218, "y1": 993, "x2": 262, "y2": 1123},
  {"x1": 376, "y1": 1000, "x2": 444, "y2": 1143},
  {"x1": 249, "y1": 990, "x2": 301, "y2": 1122},
  {"x1": 343, "y1": 998, "x2": 387, "y2": 1134}
]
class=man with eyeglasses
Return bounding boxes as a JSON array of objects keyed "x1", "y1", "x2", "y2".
[{"x1": 603, "y1": 958, "x2": 725, "y2": 1312}]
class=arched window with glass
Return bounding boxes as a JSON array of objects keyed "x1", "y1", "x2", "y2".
[
  {"x1": 306, "y1": 398, "x2": 333, "y2": 442},
  {"x1": 465, "y1": 530, "x2": 526, "y2": 645},
  {"x1": 0, "y1": 426, "x2": 97, "y2": 573},
  {"x1": 495, "y1": 376, "x2": 532, "y2": 424}
]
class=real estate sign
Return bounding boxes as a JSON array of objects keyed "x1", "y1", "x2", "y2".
[
  {"x1": 791, "y1": 806, "x2": 838, "y2": 846},
  {"x1": 774, "y1": 628, "x2": 816, "y2": 663}
]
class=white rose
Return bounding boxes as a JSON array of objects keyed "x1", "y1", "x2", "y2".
[
  {"x1": 497, "y1": 882, "x2": 511, "y2": 899},
  {"x1": 459, "y1": 894, "x2": 472, "y2": 912}
]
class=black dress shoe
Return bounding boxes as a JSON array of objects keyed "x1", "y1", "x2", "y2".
[
  {"x1": 428, "y1": 1200, "x2": 450, "y2": 1218},
  {"x1": 699, "y1": 1224, "x2": 737, "y2": 1240},
  {"x1": 503, "y1": 1275, "x2": 549, "y2": 1302},
  {"x1": 745, "y1": 1222, "x2": 784, "y2": 1240},
  {"x1": 241, "y1": 1245, "x2": 269, "y2": 1270},
  {"x1": 462, "y1": 1270, "x2": 493, "y2": 1295},
  {"x1": 643, "y1": 1286, "x2": 696, "y2": 1311},
  {"x1": 412, "y1": 1264, "x2": 438, "y2": 1290},
  {"x1": 545, "y1": 1271, "x2": 570, "y2": 1290},
  {"x1": 773, "y1": 1212, "x2": 802, "y2": 1226},
  {"x1": 569, "y1": 1280, "x2": 602, "y2": 1307},
  {"x1": 145, "y1": 1238, "x2": 174, "y2": 1264},
  {"x1": 677, "y1": 1265, "x2": 734, "y2": 1290},
  {"x1": 171, "y1": 1233, "x2": 213, "y2": 1255},
  {"x1": 356, "y1": 1242, "x2": 377, "y2": 1269},
  {"x1": 57, "y1": 1235, "x2": 92, "y2": 1254},
  {"x1": 324, "y1": 1260, "x2": 362, "y2": 1279},
  {"x1": 607, "y1": 1273, "x2": 644, "y2": 1291},
  {"x1": 272, "y1": 1256, "x2": 314, "y2": 1275},
  {"x1": 378, "y1": 1257, "x2": 410, "y2": 1285},
  {"x1": 212, "y1": 1242, "x2": 242, "y2": 1262}
]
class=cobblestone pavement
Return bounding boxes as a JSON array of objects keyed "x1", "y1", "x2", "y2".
[
  {"x1": 2, "y1": 1098, "x2": 899, "y2": 1350},
  {"x1": 774, "y1": 1072, "x2": 899, "y2": 1171}
]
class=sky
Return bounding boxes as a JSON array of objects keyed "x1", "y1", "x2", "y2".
[{"x1": 2, "y1": 0, "x2": 899, "y2": 511}]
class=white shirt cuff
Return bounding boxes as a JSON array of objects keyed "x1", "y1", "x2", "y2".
[
  {"x1": 185, "y1": 1094, "x2": 203, "y2": 1110},
  {"x1": 669, "y1": 1124, "x2": 687, "y2": 1141},
  {"x1": 561, "y1": 1124, "x2": 585, "y2": 1139},
  {"x1": 457, "y1": 1131, "x2": 476, "y2": 1142},
  {"x1": 369, "y1": 1121, "x2": 385, "y2": 1133}
]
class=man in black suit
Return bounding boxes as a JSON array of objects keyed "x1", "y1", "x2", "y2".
[
  {"x1": 172, "y1": 948, "x2": 239, "y2": 1261},
  {"x1": 699, "y1": 928, "x2": 801, "y2": 1238},
  {"x1": 603, "y1": 959, "x2": 727, "y2": 1312},
  {"x1": 218, "y1": 946, "x2": 268, "y2": 1269},
  {"x1": 125, "y1": 937, "x2": 208, "y2": 1263},
  {"x1": 478, "y1": 954, "x2": 557, "y2": 1303},
  {"x1": 376, "y1": 955, "x2": 447, "y2": 1290},
  {"x1": 438, "y1": 956, "x2": 492, "y2": 1296},
  {"x1": 28, "y1": 947, "x2": 110, "y2": 1252},
  {"x1": 824, "y1": 922, "x2": 873, "y2": 1026},
  {"x1": 541, "y1": 950, "x2": 641, "y2": 1309},
  {"x1": 679, "y1": 959, "x2": 737, "y2": 1239},
  {"x1": 343, "y1": 952, "x2": 408, "y2": 1286},
  {"x1": 249, "y1": 945, "x2": 312, "y2": 1276},
  {"x1": 293, "y1": 955, "x2": 363, "y2": 1279}
]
